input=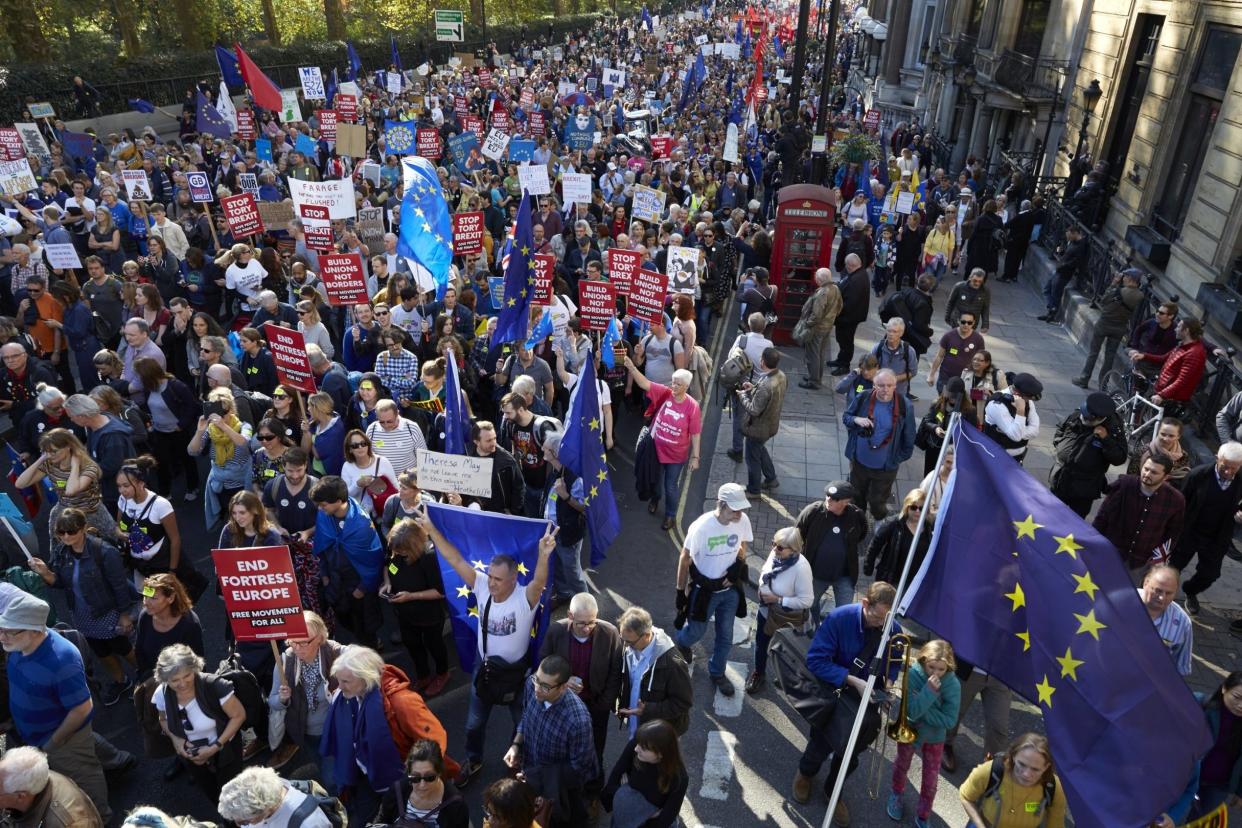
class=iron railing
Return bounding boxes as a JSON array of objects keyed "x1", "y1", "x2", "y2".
[
  {"x1": 1034, "y1": 185, "x2": 1131, "y2": 305},
  {"x1": 992, "y1": 50, "x2": 1066, "y2": 101},
  {"x1": 925, "y1": 132, "x2": 955, "y2": 173}
]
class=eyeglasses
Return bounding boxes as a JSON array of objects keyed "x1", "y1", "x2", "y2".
[
  {"x1": 376, "y1": 310, "x2": 390, "y2": 316},
  {"x1": 959, "y1": 320, "x2": 975, "y2": 327},
  {"x1": 56, "y1": 528, "x2": 82, "y2": 537},
  {"x1": 408, "y1": 773, "x2": 439, "y2": 784},
  {"x1": 298, "y1": 311, "x2": 310, "y2": 316},
  {"x1": 0, "y1": 629, "x2": 28, "y2": 639},
  {"x1": 348, "y1": 442, "x2": 368, "y2": 449},
  {"x1": 257, "y1": 433, "x2": 278, "y2": 441},
  {"x1": 199, "y1": 347, "x2": 213, "y2": 353}
]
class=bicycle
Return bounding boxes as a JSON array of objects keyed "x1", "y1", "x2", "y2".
[{"x1": 1099, "y1": 363, "x2": 1163, "y2": 457}]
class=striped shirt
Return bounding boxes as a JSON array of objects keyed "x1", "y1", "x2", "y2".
[
  {"x1": 1147, "y1": 593, "x2": 1194, "y2": 676},
  {"x1": 8, "y1": 630, "x2": 92, "y2": 747},
  {"x1": 366, "y1": 417, "x2": 426, "y2": 475}
]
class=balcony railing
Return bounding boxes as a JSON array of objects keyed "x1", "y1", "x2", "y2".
[{"x1": 990, "y1": 50, "x2": 1067, "y2": 102}]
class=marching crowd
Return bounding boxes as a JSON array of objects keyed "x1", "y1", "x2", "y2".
[{"x1": 0, "y1": 1, "x2": 1238, "y2": 827}]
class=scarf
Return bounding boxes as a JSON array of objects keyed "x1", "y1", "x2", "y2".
[
  {"x1": 762, "y1": 552, "x2": 800, "y2": 589},
  {"x1": 300, "y1": 651, "x2": 323, "y2": 712},
  {"x1": 207, "y1": 414, "x2": 241, "y2": 467},
  {"x1": 320, "y1": 688, "x2": 404, "y2": 792}
]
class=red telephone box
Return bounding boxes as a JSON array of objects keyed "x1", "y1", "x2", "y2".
[{"x1": 770, "y1": 184, "x2": 837, "y2": 345}]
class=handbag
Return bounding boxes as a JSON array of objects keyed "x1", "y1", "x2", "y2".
[
  {"x1": 767, "y1": 626, "x2": 842, "y2": 729},
  {"x1": 472, "y1": 596, "x2": 528, "y2": 705},
  {"x1": 366, "y1": 458, "x2": 398, "y2": 515},
  {"x1": 763, "y1": 603, "x2": 809, "y2": 636}
]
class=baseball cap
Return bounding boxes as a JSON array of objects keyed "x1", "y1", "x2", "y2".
[
  {"x1": 824, "y1": 481, "x2": 857, "y2": 501},
  {"x1": 717, "y1": 483, "x2": 752, "y2": 510}
]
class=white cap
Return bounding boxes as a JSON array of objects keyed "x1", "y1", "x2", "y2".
[{"x1": 717, "y1": 483, "x2": 752, "y2": 510}]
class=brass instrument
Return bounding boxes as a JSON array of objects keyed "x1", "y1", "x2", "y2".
[{"x1": 868, "y1": 633, "x2": 920, "y2": 798}]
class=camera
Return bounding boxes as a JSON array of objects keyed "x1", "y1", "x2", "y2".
[
  {"x1": 202, "y1": 400, "x2": 226, "y2": 419},
  {"x1": 859, "y1": 425, "x2": 875, "y2": 439}
]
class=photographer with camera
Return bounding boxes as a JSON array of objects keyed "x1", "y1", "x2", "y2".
[{"x1": 982, "y1": 372, "x2": 1043, "y2": 465}]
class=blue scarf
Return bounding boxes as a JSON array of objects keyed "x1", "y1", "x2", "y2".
[
  {"x1": 320, "y1": 688, "x2": 404, "y2": 792},
  {"x1": 761, "y1": 553, "x2": 800, "y2": 589}
]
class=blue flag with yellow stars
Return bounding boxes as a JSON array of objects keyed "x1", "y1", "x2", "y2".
[
  {"x1": 196, "y1": 92, "x2": 233, "y2": 140},
  {"x1": 899, "y1": 422, "x2": 1211, "y2": 828},
  {"x1": 427, "y1": 502, "x2": 552, "y2": 673},
  {"x1": 397, "y1": 156, "x2": 454, "y2": 299},
  {"x1": 558, "y1": 358, "x2": 620, "y2": 566},
  {"x1": 441, "y1": 348, "x2": 472, "y2": 456},
  {"x1": 524, "y1": 308, "x2": 553, "y2": 351},
  {"x1": 493, "y1": 192, "x2": 536, "y2": 345},
  {"x1": 600, "y1": 317, "x2": 621, "y2": 369},
  {"x1": 384, "y1": 120, "x2": 418, "y2": 155}
]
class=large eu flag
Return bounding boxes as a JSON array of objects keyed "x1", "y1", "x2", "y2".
[
  {"x1": 383, "y1": 120, "x2": 418, "y2": 155},
  {"x1": 397, "y1": 156, "x2": 453, "y2": 299},
  {"x1": 428, "y1": 503, "x2": 551, "y2": 672},
  {"x1": 558, "y1": 358, "x2": 620, "y2": 566},
  {"x1": 899, "y1": 423, "x2": 1211, "y2": 828},
  {"x1": 493, "y1": 192, "x2": 536, "y2": 345},
  {"x1": 196, "y1": 92, "x2": 233, "y2": 140}
]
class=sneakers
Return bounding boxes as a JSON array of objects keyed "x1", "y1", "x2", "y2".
[
  {"x1": 1071, "y1": 376, "x2": 1089, "y2": 389},
  {"x1": 792, "y1": 771, "x2": 812, "y2": 804},
  {"x1": 711, "y1": 673, "x2": 735, "y2": 697},
  {"x1": 726, "y1": 449, "x2": 744, "y2": 463},
  {"x1": 886, "y1": 792, "x2": 903, "y2": 821},
  {"x1": 745, "y1": 670, "x2": 765, "y2": 695},
  {"x1": 101, "y1": 678, "x2": 134, "y2": 707},
  {"x1": 1186, "y1": 593, "x2": 1201, "y2": 615},
  {"x1": 453, "y1": 760, "x2": 483, "y2": 788},
  {"x1": 941, "y1": 743, "x2": 957, "y2": 772},
  {"x1": 424, "y1": 671, "x2": 452, "y2": 698},
  {"x1": 762, "y1": 478, "x2": 780, "y2": 490}
]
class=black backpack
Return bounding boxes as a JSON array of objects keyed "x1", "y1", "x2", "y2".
[{"x1": 213, "y1": 651, "x2": 266, "y2": 731}]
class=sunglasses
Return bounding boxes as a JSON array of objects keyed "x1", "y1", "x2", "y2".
[
  {"x1": 199, "y1": 347, "x2": 213, "y2": 353},
  {"x1": 408, "y1": 773, "x2": 439, "y2": 784},
  {"x1": 257, "y1": 433, "x2": 278, "y2": 441},
  {"x1": 349, "y1": 442, "x2": 368, "y2": 449}
]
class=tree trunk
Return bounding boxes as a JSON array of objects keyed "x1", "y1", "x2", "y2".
[
  {"x1": 549, "y1": 0, "x2": 564, "y2": 16},
  {"x1": 0, "y1": 0, "x2": 50, "y2": 60},
  {"x1": 470, "y1": 0, "x2": 485, "y2": 34},
  {"x1": 112, "y1": 0, "x2": 143, "y2": 56},
  {"x1": 260, "y1": 0, "x2": 281, "y2": 45},
  {"x1": 323, "y1": 0, "x2": 346, "y2": 40},
  {"x1": 172, "y1": 0, "x2": 204, "y2": 50}
]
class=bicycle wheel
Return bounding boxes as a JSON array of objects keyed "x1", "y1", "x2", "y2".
[{"x1": 1100, "y1": 369, "x2": 1128, "y2": 402}]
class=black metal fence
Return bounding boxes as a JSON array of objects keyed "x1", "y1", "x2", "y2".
[{"x1": 1033, "y1": 180, "x2": 1130, "y2": 306}]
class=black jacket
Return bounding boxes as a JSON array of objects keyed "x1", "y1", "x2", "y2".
[
  {"x1": 1056, "y1": 236, "x2": 1089, "y2": 278},
  {"x1": 795, "y1": 499, "x2": 867, "y2": 582},
  {"x1": 617, "y1": 629, "x2": 692, "y2": 736},
  {"x1": 1176, "y1": 462, "x2": 1242, "y2": 549},
  {"x1": 1049, "y1": 412, "x2": 1128, "y2": 500},
  {"x1": 470, "y1": 444, "x2": 525, "y2": 514},
  {"x1": 865, "y1": 515, "x2": 930, "y2": 585},
  {"x1": 835, "y1": 267, "x2": 870, "y2": 327},
  {"x1": 540, "y1": 618, "x2": 624, "y2": 715}
]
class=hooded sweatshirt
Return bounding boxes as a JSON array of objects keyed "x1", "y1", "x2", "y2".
[{"x1": 620, "y1": 627, "x2": 692, "y2": 736}]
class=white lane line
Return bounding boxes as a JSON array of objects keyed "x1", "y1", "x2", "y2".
[
  {"x1": 733, "y1": 603, "x2": 754, "y2": 647},
  {"x1": 700, "y1": 730, "x2": 738, "y2": 801},
  {"x1": 713, "y1": 660, "x2": 747, "y2": 717}
]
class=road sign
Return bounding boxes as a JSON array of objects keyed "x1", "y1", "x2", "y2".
[{"x1": 435, "y1": 9, "x2": 464, "y2": 42}]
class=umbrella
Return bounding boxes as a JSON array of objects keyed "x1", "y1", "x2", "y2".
[{"x1": 560, "y1": 91, "x2": 596, "y2": 108}]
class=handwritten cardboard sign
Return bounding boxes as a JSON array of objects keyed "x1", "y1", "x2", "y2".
[{"x1": 415, "y1": 449, "x2": 493, "y2": 497}]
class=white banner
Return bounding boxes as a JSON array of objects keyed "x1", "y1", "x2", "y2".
[
  {"x1": 518, "y1": 163, "x2": 551, "y2": 196},
  {"x1": 288, "y1": 177, "x2": 357, "y2": 220},
  {"x1": 416, "y1": 449, "x2": 493, "y2": 497},
  {"x1": 14, "y1": 124, "x2": 50, "y2": 162},
  {"x1": 723, "y1": 123, "x2": 739, "y2": 163},
  {"x1": 481, "y1": 129, "x2": 510, "y2": 162},
  {"x1": 299, "y1": 67, "x2": 326, "y2": 100},
  {"x1": 44, "y1": 243, "x2": 82, "y2": 270},
  {"x1": 561, "y1": 172, "x2": 592, "y2": 206},
  {"x1": 603, "y1": 68, "x2": 626, "y2": 89},
  {"x1": 217, "y1": 82, "x2": 238, "y2": 132},
  {"x1": 387, "y1": 72, "x2": 404, "y2": 94}
]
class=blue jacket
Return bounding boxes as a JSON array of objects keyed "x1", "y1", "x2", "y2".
[
  {"x1": 314, "y1": 497, "x2": 384, "y2": 595},
  {"x1": 902, "y1": 662, "x2": 960, "y2": 747},
  {"x1": 807, "y1": 604, "x2": 901, "y2": 688},
  {"x1": 842, "y1": 391, "x2": 915, "y2": 471},
  {"x1": 48, "y1": 537, "x2": 137, "y2": 620}
]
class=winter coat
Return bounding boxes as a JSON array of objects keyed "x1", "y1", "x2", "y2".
[
  {"x1": 739, "y1": 369, "x2": 787, "y2": 441},
  {"x1": 901, "y1": 662, "x2": 961, "y2": 747},
  {"x1": 618, "y1": 628, "x2": 692, "y2": 736},
  {"x1": 1050, "y1": 412, "x2": 1128, "y2": 500},
  {"x1": 865, "y1": 515, "x2": 931, "y2": 586}
]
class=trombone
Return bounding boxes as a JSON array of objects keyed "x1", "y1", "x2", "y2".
[{"x1": 867, "y1": 632, "x2": 920, "y2": 799}]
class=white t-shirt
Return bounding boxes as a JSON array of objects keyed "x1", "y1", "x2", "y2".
[
  {"x1": 226, "y1": 259, "x2": 267, "y2": 309},
  {"x1": 341, "y1": 454, "x2": 398, "y2": 514},
  {"x1": 548, "y1": 294, "x2": 578, "y2": 340},
  {"x1": 561, "y1": 371, "x2": 611, "y2": 422},
  {"x1": 473, "y1": 578, "x2": 538, "y2": 663},
  {"x1": 117, "y1": 492, "x2": 174, "y2": 561},
  {"x1": 253, "y1": 785, "x2": 332, "y2": 828},
  {"x1": 684, "y1": 510, "x2": 753, "y2": 580},
  {"x1": 154, "y1": 686, "x2": 233, "y2": 744}
]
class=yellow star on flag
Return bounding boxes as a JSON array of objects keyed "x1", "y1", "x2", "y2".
[
  {"x1": 1056, "y1": 646, "x2": 1084, "y2": 681},
  {"x1": 414, "y1": 207, "x2": 425, "y2": 217},
  {"x1": 520, "y1": 245, "x2": 530, "y2": 255},
  {"x1": 1035, "y1": 674, "x2": 1056, "y2": 707},
  {"x1": 519, "y1": 288, "x2": 528, "y2": 297},
  {"x1": 422, "y1": 222, "x2": 433, "y2": 232},
  {"x1": 471, "y1": 559, "x2": 487, "y2": 572},
  {"x1": 590, "y1": 485, "x2": 599, "y2": 498},
  {"x1": 507, "y1": 298, "x2": 517, "y2": 307},
  {"x1": 455, "y1": 585, "x2": 470, "y2": 598},
  {"x1": 1004, "y1": 582, "x2": 1025, "y2": 611},
  {"x1": 1013, "y1": 514, "x2": 1043, "y2": 540},
  {"x1": 1015, "y1": 630, "x2": 1030, "y2": 651},
  {"x1": 596, "y1": 469, "x2": 608, "y2": 483},
  {"x1": 1053, "y1": 534, "x2": 1083, "y2": 559},
  {"x1": 1074, "y1": 608, "x2": 1107, "y2": 641},
  {"x1": 1072, "y1": 570, "x2": 1100, "y2": 601},
  {"x1": 516, "y1": 562, "x2": 530, "y2": 576},
  {"x1": 468, "y1": 606, "x2": 480, "y2": 618},
  {"x1": 589, "y1": 417, "x2": 600, "y2": 431}
]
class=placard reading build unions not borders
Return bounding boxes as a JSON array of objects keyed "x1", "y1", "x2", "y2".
[{"x1": 212, "y1": 545, "x2": 309, "y2": 641}]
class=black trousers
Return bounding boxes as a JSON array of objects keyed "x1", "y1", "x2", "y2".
[
  {"x1": 150, "y1": 428, "x2": 200, "y2": 494},
  {"x1": 797, "y1": 690, "x2": 882, "y2": 791},
  {"x1": 1172, "y1": 538, "x2": 1227, "y2": 596},
  {"x1": 396, "y1": 615, "x2": 450, "y2": 679},
  {"x1": 833, "y1": 321, "x2": 860, "y2": 368}
]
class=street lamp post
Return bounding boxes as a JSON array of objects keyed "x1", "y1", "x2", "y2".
[{"x1": 1075, "y1": 78, "x2": 1102, "y2": 159}]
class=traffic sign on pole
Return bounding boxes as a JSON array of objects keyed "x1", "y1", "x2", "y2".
[{"x1": 435, "y1": 9, "x2": 464, "y2": 42}]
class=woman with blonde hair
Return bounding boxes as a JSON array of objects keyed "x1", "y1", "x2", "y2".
[
  {"x1": 887, "y1": 640, "x2": 961, "y2": 827},
  {"x1": 746, "y1": 526, "x2": 813, "y2": 695},
  {"x1": 865, "y1": 488, "x2": 931, "y2": 586},
  {"x1": 296, "y1": 299, "x2": 334, "y2": 359},
  {"x1": 215, "y1": 243, "x2": 265, "y2": 310},
  {"x1": 187, "y1": 386, "x2": 253, "y2": 527},
  {"x1": 305, "y1": 390, "x2": 345, "y2": 476},
  {"x1": 960, "y1": 733, "x2": 1066, "y2": 827},
  {"x1": 14, "y1": 427, "x2": 118, "y2": 539}
]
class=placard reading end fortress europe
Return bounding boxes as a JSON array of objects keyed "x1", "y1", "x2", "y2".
[
  {"x1": 212, "y1": 545, "x2": 309, "y2": 641},
  {"x1": 262, "y1": 323, "x2": 317, "y2": 393}
]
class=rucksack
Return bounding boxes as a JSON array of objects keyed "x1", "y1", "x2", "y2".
[
  {"x1": 91, "y1": 311, "x2": 113, "y2": 345},
  {"x1": 979, "y1": 755, "x2": 1056, "y2": 823},
  {"x1": 286, "y1": 779, "x2": 346, "y2": 828},
  {"x1": 213, "y1": 651, "x2": 266, "y2": 731},
  {"x1": 718, "y1": 334, "x2": 752, "y2": 390},
  {"x1": 878, "y1": 291, "x2": 912, "y2": 325}
]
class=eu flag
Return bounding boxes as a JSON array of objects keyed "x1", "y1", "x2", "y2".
[
  {"x1": 128, "y1": 98, "x2": 156, "y2": 114},
  {"x1": 524, "y1": 308, "x2": 553, "y2": 351},
  {"x1": 397, "y1": 156, "x2": 453, "y2": 299},
  {"x1": 384, "y1": 119, "x2": 418, "y2": 155},
  {"x1": 774, "y1": 34, "x2": 786, "y2": 60},
  {"x1": 196, "y1": 92, "x2": 233, "y2": 140},
  {"x1": 346, "y1": 41, "x2": 363, "y2": 82},
  {"x1": 558, "y1": 358, "x2": 620, "y2": 565},
  {"x1": 599, "y1": 317, "x2": 621, "y2": 369},
  {"x1": 680, "y1": 53, "x2": 705, "y2": 111},
  {"x1": 60, "y1": 131, "x2": 95, "y2": 161},
  {"x1": 493, "y1": 192, "x2": 536, "y2": 345},
  {"x1": 442, "y1": 349, "x2": 472, "y2": 456},
  {"x1": 428, "y1": 503, "x2": 551, "y2": 672},
  {"x1": 899, "y1": 422, "x2": 1211, "y2": 828},
  {"x1": 641, "y1": 6, "x2": 653, "y2": 31},
  {"x1": 390, "y1": 35, "x2": 403, "y2": 73},
  {"x1": 216, "y1": 45, "x2": 245, "y2": 89}
]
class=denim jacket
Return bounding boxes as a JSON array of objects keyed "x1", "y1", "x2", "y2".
[{"x1": 49, "y1": 537, "x2": 137, "y2": 620}]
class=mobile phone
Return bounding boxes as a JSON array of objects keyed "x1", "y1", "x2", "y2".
[{"x1": 203, "y1": 400, "x2": 226, "y2": 418}]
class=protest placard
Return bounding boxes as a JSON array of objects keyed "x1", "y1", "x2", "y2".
[
  {"x1": 221, "y1": 193, "x2": 264, "y2": 237},
  {"x1": 528, "y1": 110, "x2": 546, "y2": 136},
  {"x1": 121, "y1": 169, "x2": 152, "y2": 201},
  {"x1": 603, "y1": 68, "x2": 626, "y2": 89},
  {"x1": 518, "y1": 164, "x2": 551, "y2": 196},
  {"x1": 863, "y1": 109, "x2": 881, "y2": 130},
  {"x1": 416, "y1": 128, "x2": 442, "y2": 159},
  {"x1": 650, "y1": 135, "x2": 674, "y2": 160},
  {"x1": 288, "y1": 177, "x2": 356, "y2": 220},
  {"x1": 532, "y1": 254, "x2": 555, "y2": 305},
  {"x1": 454, "y1": 95, "x2": 469, "y2": 117},
  {"x1": 299, "y1": 204, "x2": 334, "y2": 252},
  {"x1": 238, "y1": 172, "x2": 260, "y2": 195},
  {"x1": 316, "y1": 110, "x2": 338, "y2": 142},
  {"x1": 566, "y1": 122, "x2": 595, "y2": 150},
  {"x1": 280, "y1": 89, "x2": 302, "y2": 123},
  {"x1": 257, "y1": 200, "x2": 295, "y2": 230},
  {"x1": 519, "y1": 87, "x2": 535, "y2": 109},
  {"x1": 262, "y1": 324, "x2": 316, "y2": 393},
  {"x1": 578, "y1": 280, "x2": 616, "y2": 331},
  {"x1": 628, "y1": 268, "x2": 669, "y2": 325},
  {"x1": 387, "y1": 72, "x2": 404, "y2": 94},
  {"x1": 14, "y1": 124, "x2": 49, "y2": 163},
  {"x1": 488, "y1": 277, "x2": 504, "y2": 310},
  {"x1": 606, "y1": 248, "x2": 641, "y2": 296},
  {"x1": 0, "y1": 129, "x2": 24, "y2": 161},
  {"x1": 186, "y1": 171, "x2": 213, "y2": 203},
  {"x1": 0, "y1": 159, "x2": 37, "y2": 197},
  {"x1": 356, "y1": 206, "x2": 386, "y2": 248},
  {"x1": 509, "y1": 139, "x2": 535, "y2": 164},
  {"x1": 319, "y1": 253, "x2": 370, "y2": 306},
  {"x1": 895, "y1": 191, "x2": 916, "y2": 215},
  {"x1": 27, "y1": 103, "x2": 55, "y2": 119},
  {"x1": 336, "y1": 93, "x2": 358, "y2": 122},
  {"x1": 723, "y1": 123, "x2": 739, "y2": 163},
  {"x1": 478, "y1": 67, "x2": 492, "y2": 87},
  {"x1": 561, "y1": 172, "x2": 592, "y2": 207},
  {"x1": 299, "y1": 67, "x2": 326, "y2": 100},
  {"x1": 667, "y1": 246, "x2": 701, "y2": 294},
  {"x1": 295, "y1": 133, "x2": 317, "y2": 157},
  {"x1": 255, "y1": 137, "x2": 273, "y2": 162},
  {"x1": 235, "y1": 109, "x2": 256, "y2": 140},
  {"x1": 213, "y1": 545, "x2": 309, "y2": 641},
  {"x1": 44, "y1": 243, "x2": 82, "y2": 270},
  {"x1": 557, "y1": 80, "x2": 577, "y2": 98},
  {"x1": 694, "y1": 34, "x2": 709, "y2": 45},
  {"x1": 335, "y1": 123, "x2": 366, "y2": 158},
  {"x1": 630, "y1": 185, "x2": 666, "y2": 223},
  {"x1": 415, "y1": 449, "x2": 493, "y2": 498},
  {"x1": 491, "y1": 105, "x2": 511, "y2": 133},
  {"x1": 462, "y1": 115, "x2": 484, "y2": 142},
  {"x1": 481, "y1": 129, "x2": 510, "y2": 162},
  {"x1": 719, "y1": 43, "x2": 740, "y2": 60},
  {"x1": 452, "y1": 211, "x2": 485, "y2": 256}
]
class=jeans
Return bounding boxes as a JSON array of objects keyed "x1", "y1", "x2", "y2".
[
  {"x1": 675, "y1": 586, "x2": 739, "y2": 678},
  {"x1": 811, "y1": 576, "x2": 857, "y2": 626},
  {"x1": 652, "y1": 462, "x2": 686, "y2": 519},
  {"x1": 731, "y1": 397, "x2": 744, "y2": 453},
  {"x1": 1079, "y1": 328, "x2": 1124, "y2": 384},
  {"x1": 1043, "y1": 270, "x2": 1073, "y2": 315},
  {"x1": 345, "y1": 780, "x2": 384, "y2": 826},
  {"x1": 695, "y1": 298, "x2": 712, "y2": 340},
  {"x1": 754, "y1": 611, "x2": 776, "y2": 675},
  {"x1": 744, "y1": 434, "x2": 776, "y2": 492},
  {"x1": 464, "y1": 662, "x2": 526, "y2": 763},
  {"x1": 805, "y1": 330, "x2": 831, "y2": 386},
  {"x1": 552, "y1": 538, "x2": 588, "y2": 599},
  {"x1": 926, "y1": 258, "x2": 947, "y2": 287},
  {"x1": 849, "y1": 461, "x2": 898, "y2": 520},
  {"x1": 522, "y1": 484, "x2": 546, "y2": 519}
]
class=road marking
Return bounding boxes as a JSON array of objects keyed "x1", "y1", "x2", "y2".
[
  {"x1": 713, "y1": 660, "x2": 747, "y2": 717},
  {"x1": 700, "y1": 730, "x2": 738, "y2": 801},
  {"x1": 733, "y1": 603, "x2": 754, "y2": 646}
]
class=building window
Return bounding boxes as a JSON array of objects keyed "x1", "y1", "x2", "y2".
[
  {"x1": 978, "y1": 0, "x2": 1001, "y2": 50},
  {"x1": 1102, "y1": 15, "x2": 1163, "y2": 189},
  {"x1": 1013, "y1": 0, "x2": 1051, "y2": 58},
  {"x1": 915, "y1": 3, "x2": 937, "y2": 67},
  {"x1": 964, "y1": 0, "x2": 986, "y2": 40},
  {"x1": 1151, "y1": 26, "x2": 1241, "y2": 241}
]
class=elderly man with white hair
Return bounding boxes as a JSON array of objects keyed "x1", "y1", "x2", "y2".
[
  {"x1": 249, "y1": 288, "x2": 299, "y2": 330},
  {"x1": 872, "y1": 317, "x2": 919, "y2": 398},
  {"x1": 0, "y1": 746, "x2": 102, "y2": 828},
  {"x1": 1173, "y1": 441, "x2": 1242, "y2": 616},
  {"x1": 218, "y1": 766, "x2": 333, "y2": 827}
]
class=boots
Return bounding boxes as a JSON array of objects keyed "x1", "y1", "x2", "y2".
[{"x1": 792, "y1": 771, "x2": 812, "y2": 804}]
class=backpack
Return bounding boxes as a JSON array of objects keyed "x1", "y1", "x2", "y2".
[
  {"x1": 718, "y1": 335, "x2": 753, "y2": 390},
  {"x1": 213, "y1": 651, "x2": 266, "y2": 731},
  {"x1": 285, "y1": 779, "x2": 346, "y2": 828},
  {"x1": 91, "y1": 311, "x2": 112, "y2": 345},
  {"x1": 878, "y1": 291, "x2": 912, "y2": 325},
  {"x1": 979, "y1": 756, "x2": 1056, "y2": 823}
]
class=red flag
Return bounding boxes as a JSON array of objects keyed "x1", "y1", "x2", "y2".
[
  {"x1": 234, "y1": 43, "x2": 283, "y2": 113},
  {"x1": 746, "y1": 42, "x2": 765, "y2": 107}
]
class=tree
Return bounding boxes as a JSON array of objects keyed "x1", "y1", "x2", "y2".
[
  {"x1": 172, "y1": 0, "x2": 205, "y2": 50},
  {"x1": 260, "y1": 0, "x2": 281, "y2": 44},
  {"x1": 112, "y1": 0, "x2": 142, "y2": 55},
  {"x1": 324, "y1": 0, "x2": 346, "y2": 39},
  {"x1": 0, "y1": 0, "x2": 52, "y2": 62}
]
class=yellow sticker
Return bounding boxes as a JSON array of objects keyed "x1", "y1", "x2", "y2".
[
  {"x1": 1025, "y1": 802, "x2": 1039, "y2": 814},
  {"x1": 142, "y1": 586, "x2": 157, "y2": 598},
  {"x1": 374, "y1": 440, "x2": 384, "y2": 447},
  {"x1": 935, "y1": 411, "x2": 944, "y2": 422},
  {"x1": 388, "y1": 562, "x2": 398, "y2": 574},
  {"x1": 855, "y1": 384, "x2": 864, "y2": 393},
  {"x1": 948, "y1": 347, "x2": 959, "y2": 355}
]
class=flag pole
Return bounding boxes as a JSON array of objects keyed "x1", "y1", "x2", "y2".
[{"x1": 821, "y1": 411, "x2": 960, "y2": 828}]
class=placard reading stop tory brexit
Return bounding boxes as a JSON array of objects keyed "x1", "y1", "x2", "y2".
[{"x1": 212, "y1": 545, "x2": 309, "y2": 641}]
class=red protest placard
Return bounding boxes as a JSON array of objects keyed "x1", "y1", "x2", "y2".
[
  {"x1": 491, "y1": 103, "x2": 511, "y2": 133},
  {"x1": 0, "y1": 128, "x2": 25, "y2": 161},
  {"x1": 607, "y1": 248, "x2": 641, "y2": 297},
  {"x1": 299, "y1": 204, "x2": 334, "y2": 252},
  {"x1": 454, "y1": 95, "x2": 469, "y2": 117},
  {"x1": 319, "y1": 252, "x2": 370, "y2": 306},
  {"x1": 629, "y1": 268, "x2": 669, "y2": 325},
  {"x1": 863, "y1": 109, "x2": 881, "y2": 129},
  {"x1": 519, "y1": 87, "x2": 535, "y2": 109},
  {"x1": 262, "y1": 323, "x2": 317, "y2": 393},
  {"x1": 212, "y1": 545, "x2": 310, "y2": 641},
  {"x1": 650, "y1": 135, "x2": 674, "y2": 160},
  {"x1": 528, "y1": 111, "x2": 546, "y2": 137},
  {"x1": 221, "y1": 193, "x2": 264, "y2": 237},
  {"x1": 452, "y1": 211, "x2": 485, "y2": 256},
  {"x1": 578, "y1": 280, "x2": 617, "y2": 332},
  {"x1": 416, "y1": 128, "x2": 442, "y2": 159},
  {"x1": 462, "y1": 116, "x2": 484, "y2": 142},
  {"x1": 479, "y1": 68, "x2": 493, "y2": 87},
  {"x1": 336, "y1": 94, "x2": 358, "y2": 122},
  {"x1": 533, "y1": 254, "x2": 556, "y2": 305},
  {"x1": 316, "y1": 110, "x2": 338, "y2": 142},
  {"x1": 236, "y1": 109, "x2": 256, "y2": 140}
]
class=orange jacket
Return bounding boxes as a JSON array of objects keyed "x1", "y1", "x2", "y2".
[{"x1": 379, "y1": 664, "x2": 460, "y2": 777}]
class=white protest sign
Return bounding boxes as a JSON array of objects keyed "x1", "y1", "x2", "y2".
[
  {"x1": 121, "y1": 169, "x2": 152, "y2": 201},
  {"x1": 339, "y1": 81, "x2": 361, "y2": 99},
  {"x1": 557, "y1": 80, "x2": 578, "y2": 98},
  {"x1": 299, "y1": 67, "x2": 326, "y2": 100},
  {"x1": 238, "y1": 173, "x2": 259, "y2": 195},
  {"x1": 518, "y1": 163, "x2": 551, "y2": 196},
  {"x1": 896, "y1": 191, "x2": 916, "y2": 215},
  {"x1": 719, "y1": 43, "x2": 740, "y2": 60},
  {"x1": 280, "y1": 88, "x2": 303, "y2": 123},
  {"x1": 723, "y1": 123, "x2": 739, "y2": 163},
  {"x1": 630, "y1": 185, "x2": 666, "y2": 224},
  {"x1": 14, "y1": 123, "x2": 50, "y2": 162},
  {"x1": 416, "y1": 449, "x2": 493, "y2": 497},
  {"x1": 44, "y1": 243, "x2": 82, "y2": 270},
  {"x1": 694, "y1": 34, "x2": 708, "y2": 45},
  {"x1": 360, "y1": 161, "x2": 382, "y2": 186},
  {"x1": 603, "y1": 68, "x2": 626, "y2": 89},
  {"x1": 288, "y1": 177, "x2": 357, "y2": 220},
  {"x1": 0, "y1": 159, "x2": 37, "y2": 197},
  {"x1": 481, "y1": 129, "x2": 510, "y2": 162},
  {"x1": 387, "y1": 72, "x2": 404, "y2": 94},
  {"x1": 667, "y1": 245, "x2": 701, "y2": 294},
  {"x1": 562, "y1": 172, "x2": 592, "y2": 206}
]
